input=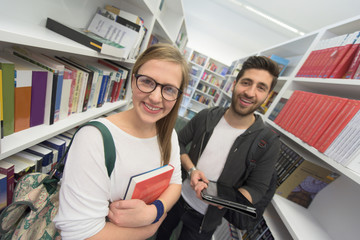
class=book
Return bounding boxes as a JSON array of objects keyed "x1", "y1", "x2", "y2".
[
  {"x1": 344, "y1": 41, "x2": 360, "y2": 79},
  {"x1": 0, "y1": 173, "x2": 6, "y2": 210},
  {"x1": 1, "y1": 52, "x2": 48, "y2": 128},
  {"x1": 15, "y1": 151, "x2": 43, "y2": 173},
  {"x1": 201, "y1": 181, "x2": 257, "y2": 218},
  {"x1": 104, "y1": 5, "x2": 147, "y2": 59},
  {"x1": 85, "y1": 62, "x2": 109, "y2": 108},
  {"x1": 3, "y1": 156, "x2": 36, "y2": 181},
  {"x1": 41, "y1": 137, "x2": 66, "y2": 163},
  {"x1": 269, "y1": 54, "x2": 290, "y2": 76},
  {"x1": 276, "y1": 159, "x2": 340, "y2": 208},
  {"x1": 0, "y1": 69, "x2": 2, "y2": 139},
  {"x1": 45, "y1": 18, "x2": 126, "y2": 59},
  {"x1": 58, "y1": 69, "x2": 72, "y2": 120},
  {"x1": 10, "y1": 47, "x2": 64, "y2": 125},
  {"x1": 330, "y1": 32, "x2": 360, "y2": 78},
  {"x1": 87, "y1": 8, "x2": 139, "y2": 59},
  {"x1": 97, "y1": 59, "x2": 130, "y2": 101},
  {"x1": 314, "y1": 99, "x2": 360, "y2": 152},
  {"x1": 0, "y1": 57, "x2": 15, "y2": 136},
  {"x1": 13, "y1": 63, "x2": 32, "y2": 132},
  {"x1": 25, "y1": 145, "x2": 54, "y2": 174},
  {"x1": 0, "y1": 161, "x2": 15, "y2": 206},
  {"x1": 124, "y1": 164, "x2": 174, "y2": 204}
]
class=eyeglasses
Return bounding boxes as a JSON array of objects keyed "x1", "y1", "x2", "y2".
[{"x1": 134, "y1": 74, "x2": 182, "y2": 101}]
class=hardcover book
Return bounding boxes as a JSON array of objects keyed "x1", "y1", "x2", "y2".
[
  {"x1": 124, "y1": 164, "x2": 174, "y2": 204},
  {"x1": 0, "y1": 174, "x2": 6, "y2": 210},
  {"x1": 0, "y1": 57, "x2": 15, "y2": 136},
  {"x1": 0, "y1": 161, "x2": 15, "y2": 206}
]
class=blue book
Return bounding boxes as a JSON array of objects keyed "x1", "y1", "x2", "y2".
[
  {"x1": 41, "y1": 137, "x2": 66, "y2": 163},
  {"x1": 269, "y1": 54, "x2": 290, "y2": 76},
  {"x1": 25, "y1": 145, "x2": 54, "y2": 174},
  {"x1": 0, "y1": 174, "x2": 7, "y2": 210}
]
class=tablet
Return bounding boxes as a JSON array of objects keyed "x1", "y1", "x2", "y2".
[{"x1": 201, "y1": 181, "x2": 257, "y2": 218}]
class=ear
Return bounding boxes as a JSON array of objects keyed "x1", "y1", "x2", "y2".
[{"x1": 231, "y1": 79, "x2": 236, "y2": 92}]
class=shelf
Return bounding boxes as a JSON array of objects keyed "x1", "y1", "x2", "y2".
[
  {"x1": 0, "y1": 101, "x2": 128, "y2": 160},
  {"x1": 271, "y1": 195, "x2": 330, "y2": 240}
]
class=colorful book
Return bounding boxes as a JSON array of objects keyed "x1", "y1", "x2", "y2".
[
  {"x1": 0, "y1": 161, "x2": 15, "y2": 206},
  {"x1": 59, "y1": 69, "x2": 73, "y2": 120},
  {"x1": 0, "y1": 57, "x2": 15, "y2": 136},
  {"x1": 1, "y1": 52, "x2": 48, "y2": 128},
  {"x1": 45, "y1": 18, "x2": 126, "y2": 58},
  {"x1": 124, "y1": 164, "x2": 174, "y2": 204},
  {"x1": 11, "y1": 47, "x2": 64, "y2": 125}
]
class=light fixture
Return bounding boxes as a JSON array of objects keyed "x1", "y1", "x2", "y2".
[{"x1": 229, "y1": 0, "x2": 305, "y2": 36}]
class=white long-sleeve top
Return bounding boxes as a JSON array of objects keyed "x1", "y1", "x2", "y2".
[{"x1": 53, "y1": 118, "x2": 182, "y2": 240}]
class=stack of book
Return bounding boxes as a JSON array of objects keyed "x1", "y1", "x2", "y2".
[
  {"x1": 273, "y1": 90, "x2": 360, "y2": 155},
  {"x1": 296, "y1": 31, "x2": 360, "y2": 79},
  {"x1": 0, "y1": 48, "x2": 129, "y2": 137}
]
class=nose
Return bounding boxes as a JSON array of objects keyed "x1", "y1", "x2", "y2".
[
  {"x1": 245, "y1": 85, "x2": 256, "y2": 97},
  {"x1": 149, "y1": 85, "x2": 163, "y2": 102}
]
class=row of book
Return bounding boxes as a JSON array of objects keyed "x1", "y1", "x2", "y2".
[
  {"x1": 239, "y1": 217, "x2": 274, "y2": 240},
  {"x1": 46, "y1": 5, "x2": 148, "y2": 60},
  {"x1": 205, "y1": 61, "x2": 228, "y2": 77},
  {"x1": 269, "y1": 90, "x2": 360, "y2": 175},
  {"x1": 190, "y1": 52, "x2": 207, "y2": 67},
  {"x1": 196, "y1": 83, "x2": 218, "y2": 97},
  {"x1": 0, "y1": 127, "x2": 77, "y2": 210},
  {"x1": 275, "y1": 141, "x2": 340, "y2": 209},
  {"x1": 192, "y1": 93, "x2": 212, "y2": 106},
  {"x1": 296, "y1": 31, "x2": 360, "y2": 79},
  {"x1": 201, "y1": 72, "x2": 225, "y2": 88},
  {"x1": 0, "y1": 47, "x2": 129, "y2": 138}
]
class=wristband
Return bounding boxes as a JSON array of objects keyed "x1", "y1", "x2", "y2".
[
  {"x1": 151, "y1": 199, "x2": 165, "y2": 224},
  {"x1": 187, "y1": 166, "x2": 197, "y2": 177}
]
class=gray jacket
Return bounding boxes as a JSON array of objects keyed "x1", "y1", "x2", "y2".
[{"x1": 178, "y1": 106, "x2": 280, "y2": 232}]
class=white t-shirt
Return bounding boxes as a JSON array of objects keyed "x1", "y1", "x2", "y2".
[
  {"x1": 53, "y1": 118, "x2": 182, "y2": 240},
  {"x1": 182, "y1": 116, "x2": 245, "y2": 214}
]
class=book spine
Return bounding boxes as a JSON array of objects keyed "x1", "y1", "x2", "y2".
[{"x1": 0, "y1": 165, "x2": 14, "y2": 206}]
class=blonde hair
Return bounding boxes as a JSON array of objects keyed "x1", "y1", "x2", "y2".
[{"x1": 133, "y1": 43, "x2": 190, "y2": 165}]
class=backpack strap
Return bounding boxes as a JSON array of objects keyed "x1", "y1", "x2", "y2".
[
  {"x1": 50, "y1": 121, "x2": 116, "y2": 179},
  {"x1": 245, "y1": 127, "x2": 279, "y2": 177}
]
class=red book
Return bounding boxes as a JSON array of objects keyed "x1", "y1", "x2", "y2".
[
  {"x1": 279, "y1": 91, "x2": 308, "y2": 131},
  {"x1": 310, "y1": 39, "x2": 337, "y2": 77},
  {"x1": 318, "y1": 34, "x2": 354, "y2": 78},
  {"x1": 294, "y1": 94, "x2": 323, "y2": 138},
  {"x1": 289, "y1": 93, "x2": 319, "y2": 137},
  {"x1": 330, "y1": 34, "x2": 360, "y2": 78},
  {"x1": 296, "y1": 41, "x2": 325, "y2": 77},
  {"x1": 314, "y1": 99, "x2": 360, "y2": 153},
  {"x1": 300, "y1": 95, "x2": 347, "y2": 144},
  {"x1": 124, "y1": 164, "x2": 174, "y2": 204},
  {"x1": 274, "y1": 90, "x2": 301, "y2": 127},
  {"x1": 344, "y1": 41, "x2": 360, "y2": 79},
  {"x1": 0, "y1": 161, "x2": 15, "y2": 206},
  {"x1": 286, "y1": 92, "x2": 316, "y2": 134}
]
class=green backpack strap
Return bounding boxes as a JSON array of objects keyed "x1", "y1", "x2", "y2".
[{"x1": 51, "y1": 121, "x2": 116, "y2": 179}]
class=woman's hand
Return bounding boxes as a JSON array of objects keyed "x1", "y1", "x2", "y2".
[{"x1": 107, "y1": 199, "x2": 157, "y2": 227}]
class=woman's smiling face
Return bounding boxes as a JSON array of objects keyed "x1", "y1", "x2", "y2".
[{"x1": 131, "y1": 59, "x2": 182, "y2": 126}]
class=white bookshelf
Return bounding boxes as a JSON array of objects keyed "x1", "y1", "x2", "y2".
[
  {"x1": 0, "y1": 0, "x2": 187, "y2": 160},
  {"x1": 251, "y1": 15, "x2": 360, "y2": 239}
]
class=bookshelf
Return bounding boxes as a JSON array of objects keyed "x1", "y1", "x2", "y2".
[
  {"x1": 231, "y1": 15, "x2": 360, "y2": 239},
  {"x1": 179, "y1": 47, "x2": 229, "y2": 119},
  {"x1": 0, "y1": 0, "x2": 187, "y2": 159}
]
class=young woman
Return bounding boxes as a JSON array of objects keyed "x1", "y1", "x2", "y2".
[{"x1": 54, "y1": 43, "x2": 190, "y2": 240}]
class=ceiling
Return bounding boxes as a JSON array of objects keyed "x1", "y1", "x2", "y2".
[{"x1": 182, "y1": 0, "x2": 360, "y2": 65}]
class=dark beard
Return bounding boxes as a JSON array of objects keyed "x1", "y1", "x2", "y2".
[{"x1": 230, "y1": 93, "x2": 264, "y2": 117}]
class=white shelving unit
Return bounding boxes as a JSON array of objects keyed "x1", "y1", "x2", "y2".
[
  {"x1": 236, "y1": 15, "x2": 360, "y2": 240},
  {"x1": 0, "y1": 0, "x2": 187, "y2": 161},
  {"x1": 179, "y1": 47, "x2": 228, "y2": 119}
]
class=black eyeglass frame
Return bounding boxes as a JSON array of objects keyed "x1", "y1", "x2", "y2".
[{"x1": 134, "y1": 74, "x2": 183, "y2": 101}]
